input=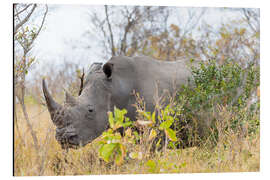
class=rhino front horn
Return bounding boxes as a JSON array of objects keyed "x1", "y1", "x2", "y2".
[{"x1": 42, "y1": 79, "x2": 63, "y2": 123}]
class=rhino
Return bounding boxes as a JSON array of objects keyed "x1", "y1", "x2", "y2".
[{"x1": 42, "y1": 56, "x2": 195, "y2": 149}]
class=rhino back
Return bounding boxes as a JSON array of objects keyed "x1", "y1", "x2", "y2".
[
  {"x1": 131, "y1": 56, "x2": 194, "y2": 111},
  {"x1": 133, "y1": 56, "x2": 192, "y2": 87}
]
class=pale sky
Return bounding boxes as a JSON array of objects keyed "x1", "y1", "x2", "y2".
[
  {"x1": 30, "y1": 5, "x2": 245, "y2": 74},
  {"x1": 33, "y1": 5, "x2": 100, "y2": 67}
]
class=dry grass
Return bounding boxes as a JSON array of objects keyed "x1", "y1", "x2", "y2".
[{"x1": 14, "y1": 102, "x2": 259, "y2": 176}]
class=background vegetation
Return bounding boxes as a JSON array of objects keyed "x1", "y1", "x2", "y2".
[{"x1": 14, "y1": 4, "x2": 259, "y2": 176}]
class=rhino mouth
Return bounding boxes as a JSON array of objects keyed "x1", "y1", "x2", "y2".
[
  {"x1": 55, "y1": 128, "x2": 82, "y2": 149},
  {"x1": 56, "y1": 134, "x2": 79, "y2": 149}
]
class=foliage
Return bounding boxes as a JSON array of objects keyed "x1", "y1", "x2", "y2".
[
  {"x1": 97, "y1": 98, "x2": 181, "y2": 165},
  {"x1": 98, "y1": 107, "x2": 135, "y2": 165},
  {"x1": 138, "y1": 104, "x2": 178, "y2": 143},
  {"x1": 174, "y1": 59, "x2": 260, "y2": 146}
]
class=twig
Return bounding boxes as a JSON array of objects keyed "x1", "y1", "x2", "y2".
[
  {"x1": 31, "y1": 5, "x2": 48, "y2": 43},
  {"x1": 78, "y1": 68, "x2": 85, "y2": 96},
  {"x1": 242, "y1": 9, "x2": 257, "y2": 33},
  {"x1": 14, "y1": 4, "x2": 37, "y2": 35},
  {"x1": 14, "y1": 4, "x2": 32, "y2": 17}
]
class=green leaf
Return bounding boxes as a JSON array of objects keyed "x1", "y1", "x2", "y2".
[
  {"x1": 139, "y1": 110, "x2": 151, "y2": 120},
  {"x1": 165, "y1": 128, "x2": 177, "y2": 142},
  {"x1": 149, "y1": 129, "x2": 157, "y2": 140},
  {"x1": 125, "y1": 117, "x2": 130, "y2": 122},
  {"x1": 108, "y1": 111, "x2": 114, "y2": 128},
  {"x1": 146, "y1": 160, "x2": 156, "y2": 168},
  {"x1": 151, "y1": 111, "x2": 156, "y2": 123},
  {"x1": 122, "y1": 121, "x2": 133, "y2": 128},
  {"x1": 114, "y1": 107, "x2": 120, "y2": 122},
  {"x1": 146, "y1": 160, "x2": 156, "y2": 173},
  {"x1": 180, "y1": 162, "x2": 187, "y2": 168},
  {"x1": 115, "y1": 144, "x2": 126, "y2": 165},
  {"x1": 161, "y1": 109, "x2": 164, "y2": 118},
  {"x1": 133, "y1": 131, "x2": 140, "y2": 141},
  {"x1": 98, "y1": 143, "x2": 117, "y2": 162},
  {"x1": 164, "y1": 105, "x2": 170, "y2": 114},
  {"x1": 114, "y1": 107, "x2": 127, "y2": 123},
  {"x1": 159, "y1": 119, "x2": 173, "y2": 130},
  {"x1": 114, "y1": 121, "x2": 123, "y2": 130},
  {"x1": 158, "y1": 115, "x2": 162, "y2": 122}
]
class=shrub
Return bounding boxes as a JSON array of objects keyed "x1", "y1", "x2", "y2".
[
  {"x1": 98, "y1": 107, "x2": 135, "y2": 165},
  {"x1": 174, "y1": 59, "x2": 260, "y2": 147},
  {"x1": 97, "y1": 98, "x2": 180, "y2": 164}
]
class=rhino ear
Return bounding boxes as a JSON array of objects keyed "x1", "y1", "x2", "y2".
[
  {"x1": 64, "y1": 90, "x2": 77, "y2": 106},
  {"x1": 103, "y1": 62, "x2": 114, "y2": 78}
]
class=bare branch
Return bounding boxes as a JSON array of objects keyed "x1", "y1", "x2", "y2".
[
  {"x1": 120, "y1": 6, "x2": 140, "y2": 55},
  {"x1": 33, "y1": 5, "x2": 48, "y2": 40},
  {"x1": 105, "y1": 5, "x2": 116, "y2": 56},
  {"x1": 242, "y1": 8, "x2": 258, "y2": 33},
  {"x1": 26, "y1": 5, "x2": 48, "y2": 53},
  {"x1": 14, "y1": 4, "x2": 37, "y2": 35},
  {"x1": 14, "y1": 4, "x2": 32, "y2": 17}
]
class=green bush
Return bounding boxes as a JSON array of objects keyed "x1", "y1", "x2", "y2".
[{"x1": 174, "y1": 59, "x2": 260, "y2": 147}]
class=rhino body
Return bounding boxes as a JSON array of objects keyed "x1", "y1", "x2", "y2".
[{"x1": 43, "y1": 56, "x2": 195, "y2": 149}]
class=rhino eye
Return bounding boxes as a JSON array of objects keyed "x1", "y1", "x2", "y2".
[{"x1": 87, "y1": 105, "x2": 94, "y2": 113}]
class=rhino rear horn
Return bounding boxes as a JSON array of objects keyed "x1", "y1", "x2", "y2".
[
  {"x1": 64, "y1": 90, "x2": 77, "y2": 106},
  {"x1": 42, "y1": 79, "x2": 63, "y2": 122}
]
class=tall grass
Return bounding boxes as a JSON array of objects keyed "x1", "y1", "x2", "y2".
[{"x1": 14, "y1": 102, "x2": 259, "y2": 176}]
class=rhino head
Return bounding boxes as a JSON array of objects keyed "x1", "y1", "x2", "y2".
[{"x1": 42, "y1": 62, "x2": 120, "y2": 149}]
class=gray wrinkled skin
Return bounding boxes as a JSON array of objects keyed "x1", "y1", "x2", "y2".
[{"x1": 43, "y1": 56, "x2": 195, "y2": 149}]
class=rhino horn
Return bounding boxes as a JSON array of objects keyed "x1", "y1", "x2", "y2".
[
  {"x1": 64, "y1": 89, "x2": 77, "y2": 106},
  {"x1": 42, "y1": 79, "x2": 63, "y2": 123}
]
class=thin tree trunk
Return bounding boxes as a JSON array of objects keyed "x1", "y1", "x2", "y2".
[
  {"x1": 105, "y1": 5, "x2": 116, "y2": 56},
  {"x1": 17, "y1": 55, "x2": 39, "y2": 153},
  {"x1": 18, "y1": 94, "x2": 39, "y2": 153}
]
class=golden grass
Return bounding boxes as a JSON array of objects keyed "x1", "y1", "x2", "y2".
[{"x1": 14, "y1": 103, "x2": 260, "y2": 176}]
